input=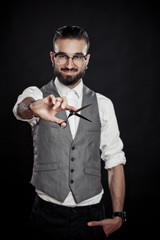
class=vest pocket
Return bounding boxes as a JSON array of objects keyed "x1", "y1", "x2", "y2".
[
  {"x1": 33, "y1": 163, "x2": 59, "y2": 172},
  {"x1": 84, "y1": 167, "x2": 101, "y2": 177}
]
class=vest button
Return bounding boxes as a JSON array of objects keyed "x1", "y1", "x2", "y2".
[
  {"x1": 71, "y1": 169, "x2": 74, "y2": 173},
  {"x1": 72, "y1": 146, "x2": 75, "y2": 150},
  {"x1": 70, "y1": 180, "x2": 74, "y2": 184},
  {"x1": 71, "y1": 158, "x2": 75, "y2": 161}
]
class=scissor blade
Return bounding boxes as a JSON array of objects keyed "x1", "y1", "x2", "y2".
[
  {"x1": 75, "y1": 113, "x2": 92, "y2": 122},
  {"x1": 75, "y1": 104, "x2": 92, "y2": 113}
]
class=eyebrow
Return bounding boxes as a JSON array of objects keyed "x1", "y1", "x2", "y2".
[{"x1": 56, "y1": 51, "x2": 85, "y2": 56}]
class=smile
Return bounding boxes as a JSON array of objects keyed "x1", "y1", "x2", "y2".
[{"x1": 61, "y1": 68, "x2": 78, "y2": 76}]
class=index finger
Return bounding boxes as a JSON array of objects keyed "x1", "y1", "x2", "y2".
[
  {"x1": 60, "y1": 96, "x2": 68, "y2": 109},
  {"x1": 66, "y1": 105, "x2": 77, "y2": 112}
]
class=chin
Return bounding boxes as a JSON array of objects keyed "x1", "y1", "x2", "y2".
[{"x1": 54, "y1": 68, "x2": 86, "y2": 86}]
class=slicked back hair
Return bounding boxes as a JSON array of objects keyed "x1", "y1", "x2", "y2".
[{"x1": 53, "y1": 26, "x2": 90, "y2": 53}]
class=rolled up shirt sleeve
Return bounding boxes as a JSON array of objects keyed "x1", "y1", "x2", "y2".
[
  {"x1": 12, "y1": 86, "x2": 43, "y2": 126},
  {"x1": 96, "y1": 93, "x2": 126, "y2": 169}
]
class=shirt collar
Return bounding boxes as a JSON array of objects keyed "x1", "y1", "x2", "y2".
[{"x1": 55, "y1": 77, "x2": 83, "y2": 98}]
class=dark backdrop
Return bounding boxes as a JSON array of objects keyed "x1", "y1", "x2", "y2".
[{"x1": 1, "y1": 0, "x2": 159, "y2": 239}]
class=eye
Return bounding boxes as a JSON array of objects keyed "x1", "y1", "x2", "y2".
[
  {"x1": 58, "y1": 55, "x2": 67, "y2": 59},
  {"x1": 73, "y1": 55, "x2": 82, "y2": 60}
]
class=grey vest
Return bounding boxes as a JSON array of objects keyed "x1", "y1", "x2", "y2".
[{"x1": 31, "y1": 80, "x2": 102, "y2": 203}]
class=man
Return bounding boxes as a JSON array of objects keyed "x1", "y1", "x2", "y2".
[{"x1": 13, "y1": 26, "x2": 126, "y2": 240}]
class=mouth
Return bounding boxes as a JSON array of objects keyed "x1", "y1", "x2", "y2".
[{"x1": 61, "y1": 68, "x2": 78, "y2": 76}]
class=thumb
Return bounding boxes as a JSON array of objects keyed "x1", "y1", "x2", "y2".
[
  {"x1": 87, "y1": 221, "x2": 102, "y2": 227},
  {"x1": 50, "y1": 117, "x2": 66, "y2": 127}
]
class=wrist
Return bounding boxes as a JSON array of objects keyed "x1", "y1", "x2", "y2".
[
  {"x1": 27, "y1": 101, "x2": 36, "y2": 117},
  {"x1": 112, "y1": 211, "x2": 127, "y2": 223},
  {"x1": 113, "y1": 216, "x2": 123, "y2": 225},
  {"x1": 17, "y1": 98, "x2": 36, "y2": 119}
]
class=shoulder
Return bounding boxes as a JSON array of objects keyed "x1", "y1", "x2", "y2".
[
  {"x1": 95, "y1": 92, "x2": 116, "y2": 122},
  {"x1": 96, "y1": 92, "x2": 114, "y2": 111}
]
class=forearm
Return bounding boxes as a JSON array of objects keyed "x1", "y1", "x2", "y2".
[
  {"x1": 88, "y1": 164, "x2": 125, "y2": 236},
  {"x1": 108, "y1": 164, "x2": 125, "y2": 212},
  {"x1": 17, "y1": 97, "x2": 36, "y2": 119}
]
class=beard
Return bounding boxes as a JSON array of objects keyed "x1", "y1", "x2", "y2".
[{"x1": 54, "y1": 67, "x2": 86, "y2": 86}]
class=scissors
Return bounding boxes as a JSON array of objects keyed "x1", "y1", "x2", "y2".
[{"x1": 59, "y1": 104, "x2": 92, "y2": 127}]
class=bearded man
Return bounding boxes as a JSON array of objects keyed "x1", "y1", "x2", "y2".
[{"x1": 13, "y1": 25, "x2": 126, "y2": 240}]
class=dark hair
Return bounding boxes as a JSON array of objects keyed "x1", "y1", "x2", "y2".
[{"x1": 53, "y1": 25, "x2": 90, "y2": 53}]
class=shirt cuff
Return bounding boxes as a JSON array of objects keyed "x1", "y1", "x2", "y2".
[{"x1": 104, "y1": 154, "x2": 126, "y2": 169}]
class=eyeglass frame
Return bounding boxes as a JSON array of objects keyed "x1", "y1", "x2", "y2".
[{"x1": 53, "y1": 51, "x2": 88, "y2": 67}]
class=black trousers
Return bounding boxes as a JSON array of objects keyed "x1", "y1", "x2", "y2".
[{"x1": 29, "y1": 194, "x2": 106, "y2": 240}]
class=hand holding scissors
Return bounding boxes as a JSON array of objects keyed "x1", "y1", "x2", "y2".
[{"x1": 29, "y1": 95, "x2": 76, "y2": 127}]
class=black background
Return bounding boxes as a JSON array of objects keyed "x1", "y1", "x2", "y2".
[{"x1": 1, "y1": 0, "x2": 159, "y2": 239}]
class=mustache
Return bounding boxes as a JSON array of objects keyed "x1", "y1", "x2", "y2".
[{"x1": 61, "y1": 67, "x2": 78, "y2": 72}]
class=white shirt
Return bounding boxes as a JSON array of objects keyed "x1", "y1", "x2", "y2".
[{"x1": 13, "y1": 78, "x2": 126, "y2": 206}]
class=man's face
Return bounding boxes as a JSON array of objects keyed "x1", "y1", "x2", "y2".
[{"x1": 50, "y1": 39, "x2": 90, "y2": 87}]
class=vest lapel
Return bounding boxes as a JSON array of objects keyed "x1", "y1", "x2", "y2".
[{"x1": 73, "y1": 85, "x2": 92, "y2": 142}]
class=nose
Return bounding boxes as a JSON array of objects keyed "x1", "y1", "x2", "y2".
[{"x1": 66, "y1": 57, "x2": 75, "y2": 69}]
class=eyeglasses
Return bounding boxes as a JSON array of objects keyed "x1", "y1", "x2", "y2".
[{"x1": 54, "y1": 52, "x2": 88, "y2": 67}]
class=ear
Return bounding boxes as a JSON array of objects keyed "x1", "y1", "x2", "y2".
[
  {"x1": 50, "y1": 51, "x2": 55, "y2": 64},
  {"x1": 86, "y1": 54, "x2": 90, "y2": 67}
]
